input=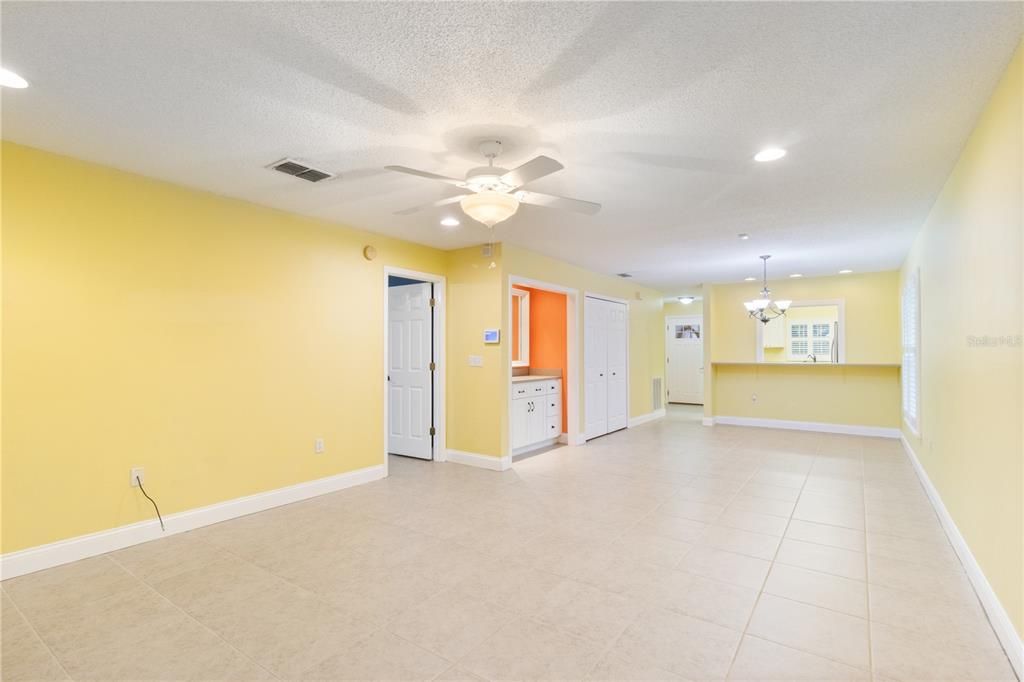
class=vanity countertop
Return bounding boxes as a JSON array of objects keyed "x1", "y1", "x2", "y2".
[{"x1": 511, "y1": 374, "x2": 562, "y2": 383}]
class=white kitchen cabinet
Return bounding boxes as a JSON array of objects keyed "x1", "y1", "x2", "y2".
[{"x1": 510, "y1": 378, "x2": 562, "y2": 454}]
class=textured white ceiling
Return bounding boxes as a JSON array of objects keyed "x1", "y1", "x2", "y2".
[{"x1": 2, "y1": 2, "x2": 1021, "y2": 294}]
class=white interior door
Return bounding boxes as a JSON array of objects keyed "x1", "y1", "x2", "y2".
[
  {"x1": 605, "y1": 300, "x2": 628, "y2": 432},
  {"x1": 666, "y1": 315, "x2": 704, "y2": 404},
  {"x1": 584, "y1": 296, "x2": 608, "y2": 439},
  {"x1": 388, "y1": 282, "x2": 433, "y2": 459}
]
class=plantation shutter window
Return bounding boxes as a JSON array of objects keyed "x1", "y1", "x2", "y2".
[{"x1": 902, "y1": 270, "x2": 921, "y2": 432}]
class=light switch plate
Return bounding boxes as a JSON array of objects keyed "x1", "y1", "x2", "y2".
[{"x1": 468, "y1": 355, "x2": 483, "y2": 367}]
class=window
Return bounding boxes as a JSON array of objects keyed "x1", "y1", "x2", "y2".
[
  {"x1": 788, "y1": 319, "x2": 834, "y2": 361},
  {"x1": 902, "y1": 270, "x2": 920, "y2": 432}
]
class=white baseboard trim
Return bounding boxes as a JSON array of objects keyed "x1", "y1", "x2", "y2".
[
  {"x1": 445, "y1": 449, "x2": 511, "y2": 471},
  {"x1": 900, "y1": 435, "x2": 1024, "y2": 679},
  {"x1": 557, "y1": 433, "x2": 569, "y2": 445},
  {"x1": 701, "y1": 417, "x2": 715, "y2": 427},
  {"x1": 628, "y1": 408, "x2": 666, "y2": 428},
  {"x1": 710, "y1": 415, "x2": 900, "y2": 438},
  {"x1": 0, "y1": 464, "x2": 386, "y2": 581}
]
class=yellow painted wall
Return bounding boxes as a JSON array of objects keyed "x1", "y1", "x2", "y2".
[
  {"x1": 0, "y1": 141, "x2": 449, "y2": 552},
  {"x1": 709, "y1": 271, "x2": 901, "y2": 364},
  {"x1": 712, "y1": 364, "x2": 900, "y2": 427},
  {"x1": 501, "y1": 244, "x2": 666, "y2": 451},
  {"x1": 900, "y1": 42, "x2": 1023, "y2": 635},
  {"x1": 706, "y1": 271, "x2": 901, "y2": 427},
  {"x1": 444, "y1": 245, "x2": 504, "y2": 457}
]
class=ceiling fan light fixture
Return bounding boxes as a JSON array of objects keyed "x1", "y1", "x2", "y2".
[
  {"x1": 679, "y1": 296, "x2": 695, "y2": 304},
  {"x1": 440, "y1": 216, "x2": 460, "y2": 227},
  {"x1": 460, "y1": 190, "x2": 520, "y2": 228}
]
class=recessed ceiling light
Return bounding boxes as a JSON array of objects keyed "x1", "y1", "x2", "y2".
[
  {"x1": 440, "y1": 216, "x2": 460, "y2": 227},
  {"x1": 789, "y1": 273, "x2": 803, "y2": 278},
  {"x1": 678, "y1": 296, "x2": 695, "y2": 304},
  {"x1": 744, "y1": 276, "x2": 757, "y2": 281},
  {"x1": 754, "y1": 147, "x2": 786, "y2": 162},
  {"x1": 839, "y1": 269, "x2": 853, "y2": 274},
  {"x1": 0, "y1": 67, "x2": 29, "y2": 89},
  {"x1": 738, "y1": 233, "x2": 750, "y2": 240}
]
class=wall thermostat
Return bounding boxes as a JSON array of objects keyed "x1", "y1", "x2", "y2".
[{"x1": 483, "y1": 329, "x2": 500, "y2": 344}]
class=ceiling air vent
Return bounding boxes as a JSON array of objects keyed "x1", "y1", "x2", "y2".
[
  {"x1": 267, "y1": 158, "x2": 335, "y2": 183},
  {"x1": 617, "y1": 273, "x2": 633, "y2": 278}
]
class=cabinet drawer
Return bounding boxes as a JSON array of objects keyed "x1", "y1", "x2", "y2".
[
  {"x1": 530, "y1": 382, "x2": 546, "y2": 396},
  {"x1": 546, "y1": 416, "x2": 561, "y2": 437},
  {"x1": 545, "y1": 394, "x2": 561, "y2": 417},
  {"x1": 511, "y1": 384, "x2": 531, "y2": 399},
  {"x1": 545, "y1": 379, "x2": 561, "y2": 395}
]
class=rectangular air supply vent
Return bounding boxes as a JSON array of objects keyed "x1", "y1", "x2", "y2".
[
  {"x1": 267, "y1": 158, "x2": 335, "y2": 183},
  {"x1": 652, "y1": 377, "x2": 663, "y2": 410},
  {"x1": 616, "y1": 273, "x2": 632, "y2": 278}
]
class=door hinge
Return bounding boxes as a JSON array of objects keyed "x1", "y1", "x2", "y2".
[
  {"x1": 429, "y1": 297, "x2": 436, "y2": 308},
  {"x1": 429, "y1": 361, "x2": 436, "y2": 371},
  {"x1": 429, "y1": 426, "x2": 436, "y2": 436}
]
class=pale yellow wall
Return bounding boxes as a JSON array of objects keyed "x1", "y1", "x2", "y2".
[
  {"x1": 663, "y1": 299, "x2": 701, "y2": 319},
  {"x1": 0, "y1": 142, "x2": 448, "y2": 552},
  {"x1": 501, "y1": 244, "x2": 666, "y2": 451},
  {"x1": 900, "y1": 43, "x2": 1023, "y2": 635},
  {"x1": 712, "y1": 364, "x2": 900, "y2": 427},
  {"x1": 706, "y1": 271, "x2": 901, "y2": 426},
  {"x1": 709, "y1": 271, "x2": 901, "y2": 364},
  {"x1": 444, "y1": 245, "x2": 504, "y2": 456}
]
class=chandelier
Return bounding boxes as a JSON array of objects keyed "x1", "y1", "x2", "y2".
[{"x1": 744, "y1": 255, "x2": 792, "y2": 324}]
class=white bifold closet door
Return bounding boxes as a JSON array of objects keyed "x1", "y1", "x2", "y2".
[{"x1": 585, "y1": 296, "x2": 628, "y2": 440}]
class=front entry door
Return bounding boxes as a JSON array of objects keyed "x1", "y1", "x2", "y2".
[
  {"x1": 388, "y1": 282, "x2": 433, "y2": 459},
  {"x1": 666, "y1": 315, "x2": 704, "y2": 405}
]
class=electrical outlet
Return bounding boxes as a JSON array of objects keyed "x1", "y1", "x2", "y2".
[
  {"x1": 468, "y1": 355, "x2": 483, "y2": 367},
  {"x1": 314, "y1": 438, "x2": 325, "y2": 454},
  {"x1": 130, "y1": 467, "x2": 145, "y2": 486}
]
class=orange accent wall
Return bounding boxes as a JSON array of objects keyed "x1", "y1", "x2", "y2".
[{"x1": 517, "y1": 286, "x2": 568, "y2": 433}]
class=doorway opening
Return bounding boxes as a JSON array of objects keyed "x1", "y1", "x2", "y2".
[
  {"x1": 384, "y1": 268, "x2": 446, "y2": 472},
  {"x1": 507, "y1": 276, "x2": 581, "y2": 454},
  {"x1": 666, "y1": 314, "x2": 704, "y2": 405}
]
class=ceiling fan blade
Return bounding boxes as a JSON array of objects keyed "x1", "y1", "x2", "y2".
[
  {"x1": 385, "y1": 165, "x2": 465, "y2": 187},
  {"x1": 500, "y1": 156, "x2": 564, "y2": 189},
  {"x1": 517, "y1": 190, "x2": 601, "y2": 215},
  {"x1": 394, "y1": 194, "x2": 468, "y2": 216}
]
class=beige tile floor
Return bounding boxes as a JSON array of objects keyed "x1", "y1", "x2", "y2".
[{"x1": 1, "y1": 406, "x2": 1016, "y2": 681}]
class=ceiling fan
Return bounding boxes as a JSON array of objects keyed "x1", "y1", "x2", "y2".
[{"x1": 385, "y1": 140, "x2": 601, "y2": 227}]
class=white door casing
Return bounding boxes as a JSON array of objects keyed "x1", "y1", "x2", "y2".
[
  {"x1": 388, "y1": 282, "x2": 433, "y2": 459},
  {"x1": 666, "y1": 315, "x2": 704, "y2": 404}
]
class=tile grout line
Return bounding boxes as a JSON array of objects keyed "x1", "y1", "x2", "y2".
[
  {"x1": 860, "y1": 444, "x2": 877, "y2": 682},
  {"x1": 104, "y1": 553, "x2": 282, "y2": 681},
  {"x1": 1, "y1": 584, "x2": 75, "y2": 681}
]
